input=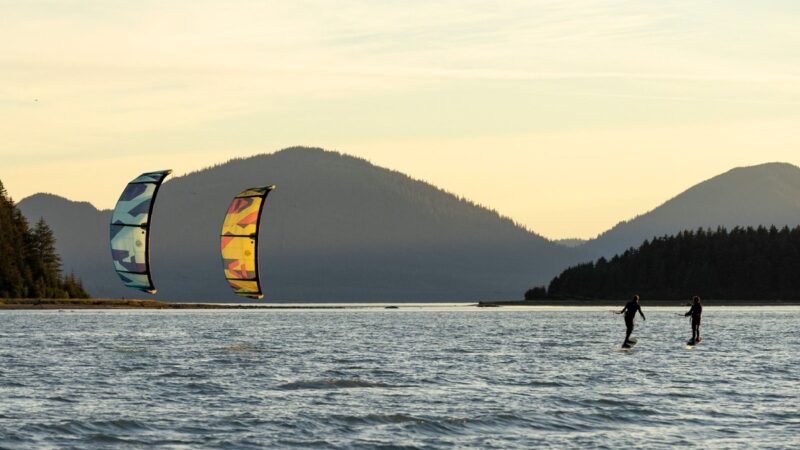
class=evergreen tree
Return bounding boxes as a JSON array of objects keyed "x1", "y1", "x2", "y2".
[
  {"x1": 63, "y1": 272, "x2": 89, "y2": 299},
  {"x1": 524, "y1": 286, "x2": 547, "y2": 300},
  {"x1": 0, "y1": 180, "x2": 30, "y2": 298},
  {"x1": 31, "y1": 218, "x2": 61, "y2": 279}
]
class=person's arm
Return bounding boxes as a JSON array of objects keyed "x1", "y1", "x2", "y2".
[
  {"x1": 617, "y1": 305, "x2": 628, "y2": 315},
  {"x1": 684, "y1": 306, "x2": 692, "y2": 317},
  {"x1": 638, "y1": 306, "x2": 646, "y2": 321}
]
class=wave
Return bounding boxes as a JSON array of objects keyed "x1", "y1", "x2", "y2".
[
  {"x1": 518, "y1": 380, "x2": 570, "y2": 388},
  {"x1": 221, "y1": 343, "x2": 258, "y2": 353},
  {"x1": 46, "y1": 395, "x2": 77, "y2": 403},
  {"x1": 154, "y1": 371, "x2": 209, "y2": 379},
  {"x1": 337, "y1": 413, "x2": 429, "y2": 425},
  {"x1": 276, "y1": 378, "x2": 402, "y2": 390},
  {"x1": 114, "y1": 346, "x2": 149, "y2": 354},
  {"x1": 331, "y1": 412, "x2": 532, "y2": 435},
  {"x1": 22, "y1": 419, "x2": 152, "y2": 436}
]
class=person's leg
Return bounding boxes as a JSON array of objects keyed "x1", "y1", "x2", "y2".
[
  {"x1": 624, "y1": 317, "x2": 633, "y2": 346},
  {"x1": 692, "y1": 318, "x2": 701, "y2": 341}
]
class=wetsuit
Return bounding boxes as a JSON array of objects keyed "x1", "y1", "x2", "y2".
[
  {"x1": 621, "y1": 300, "x2": 645, "y2": 346},
  {"x1": 685, "y1": 304, "x2": 702, "y2": 342}
]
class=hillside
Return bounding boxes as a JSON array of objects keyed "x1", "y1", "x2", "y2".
[
  {"x1": 555, "y1": 238, "x2": 587, "y2": 248},
  {"x1": 18, "y1": 194, "x2": 112, "y2": 295},
  {"x1": 19, "y1": 147, "x2": 587, "y2": 301},
  {"x1": 582, "y1": 163, "x2": 800, "y2": 258},
  {"x1": 0, "y1": 185, "x2": 88, "y2": 299},
  {"x1": 538, "y1": 226, "x2": 800, "y2": 301}
]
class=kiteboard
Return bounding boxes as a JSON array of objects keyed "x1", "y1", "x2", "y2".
[
  {"x1": 617, "y1": 337, "x2": 638, "y2": 352},
  {"x1": 686, "y1": 337, "x2": 702, "y2": 349}
]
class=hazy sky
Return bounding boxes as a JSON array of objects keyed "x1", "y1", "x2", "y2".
[{"x1": 2, "y1": 1, "x2": 798, "y2": 239}]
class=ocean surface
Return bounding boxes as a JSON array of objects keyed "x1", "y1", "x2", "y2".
[{"x1": 1, "y1": 306, "x2": 798, "y2": 449}]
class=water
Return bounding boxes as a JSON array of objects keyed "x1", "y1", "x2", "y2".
[{"x1": 1, "y1": 307, "x2": 798, "y2": 449}]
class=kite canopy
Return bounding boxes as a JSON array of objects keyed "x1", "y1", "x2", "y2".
[
  {"x1": 109, "y1": 170, "x2": 171, "y2": 294},
  {"x1": 220, "y1": 186, "x2": 276, "y2": 299}
]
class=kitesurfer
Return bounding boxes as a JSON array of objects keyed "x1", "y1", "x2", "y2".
[
  {"x1": 616, "y1": 294, "x2": 645, "y2": 348},
  {"x1": 685, "y1": 296, "x2": 703, "y2": 344}
]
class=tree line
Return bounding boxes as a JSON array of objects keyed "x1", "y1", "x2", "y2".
[
  {"x1": 527, "y1": 226, "x2": 800, "y2": 301},
  {"x1": 0, "y1": 180, "x2": 88, "y2": 299}
]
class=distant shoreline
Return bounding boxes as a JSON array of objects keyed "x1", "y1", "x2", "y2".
[
  {"x1": 2, "y1": 298, "x2": 800, "y2": 310},
  {"x1": 0, "y1": 298, "x2": 361, "y2": 310},
  {"x1": 479, "y1": 299, "x2": 800, "y2": 307}
]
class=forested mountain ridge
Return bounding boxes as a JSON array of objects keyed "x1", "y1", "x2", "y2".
[
  {"x1": 19, "y1": 147, "x2": 588, "y2": 301},
  {"x1": 0, "y1": 181, "x2": 88, "y2": 299},
  {"x1": 582, "y1": 163, "x2": 800, "y2": 258},
  {"x1": 529, "y1": 226, "x2": 800, "y2": 301}
]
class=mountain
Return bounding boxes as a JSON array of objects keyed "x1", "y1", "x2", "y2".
[
  {"x1": 582, "y1": 162, "x2": 800, "y2": 258},
  {"x1": 18, "y1": 147, "x2": 586, "y2": 302},
  {"x1": 555, "y1": 238, "x2": 587, "y2": 248}
]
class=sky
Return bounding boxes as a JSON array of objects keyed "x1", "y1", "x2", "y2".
[{"x1": 1, "y1": 0, "x2": 799, "y2": 239}]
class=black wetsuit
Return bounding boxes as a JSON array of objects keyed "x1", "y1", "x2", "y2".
[
  {"x1": 621, "y1": 300, "x2": 645, "y2": 346},
  {"x1": 685, "y1": 304, "x2": 702, "y2": 342}
]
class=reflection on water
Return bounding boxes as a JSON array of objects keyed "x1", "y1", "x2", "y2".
[{"x1": 1, "y1": 307, "x2": 798, "y2": 449}]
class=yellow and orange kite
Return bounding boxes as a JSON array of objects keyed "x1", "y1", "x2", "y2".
[{"x1": 220, "y1": 186, "x2": 276, "y2": 299}]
